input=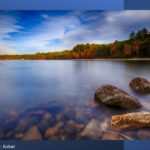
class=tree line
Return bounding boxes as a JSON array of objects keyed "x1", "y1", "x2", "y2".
[{"x1": 0, "y1": 28, "x2": 150, "y2": 60}]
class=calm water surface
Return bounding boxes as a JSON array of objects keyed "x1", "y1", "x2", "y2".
[{"x1": 0, "y1": 60, "x2": 150, "y2": 140}]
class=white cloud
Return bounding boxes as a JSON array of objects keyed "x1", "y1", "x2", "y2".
[
  {"x1": 11, "y1": 14, "x2": 81, "y2": 52},
  {"x1": 0, "y1": 14, "x2": 22, "y2": 40},
  {"x1": 105, "y1": 11, "x2": 150, "y2": 24},
  {"x1": 97, "y1": 11, "x2": 150, "y2": 39},
  {"x1": 0, "y1": 14, "x2": 22, "y2": 54}
]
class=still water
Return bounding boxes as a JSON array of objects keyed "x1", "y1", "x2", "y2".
[{"x1": 0, "y1": 60, "x2": 150, "y2": 140}]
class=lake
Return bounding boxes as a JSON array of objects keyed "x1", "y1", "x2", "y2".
[{"x1": 0, "y1": 60, "x2": 150, "y2": 140}]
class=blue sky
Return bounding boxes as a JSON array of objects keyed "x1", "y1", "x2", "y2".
[{"x1": 0, "y1": 10, "x2": 150, "y2": 54}]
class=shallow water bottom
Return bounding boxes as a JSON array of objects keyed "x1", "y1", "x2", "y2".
[{"x1": 0, "y1": 99, "x2": 150, "y2": 140}]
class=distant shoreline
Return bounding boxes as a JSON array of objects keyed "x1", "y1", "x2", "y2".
[{"x1": 0, "y1": 58, "x2": 150, "y2": 61}]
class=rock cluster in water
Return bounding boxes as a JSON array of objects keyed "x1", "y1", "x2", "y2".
[
  {"x1": 94, "y1": 77, "x2": 150, "y2": 130},
  {"x1": 1, "y1": 101, "x2": 142, "y2": 140}
]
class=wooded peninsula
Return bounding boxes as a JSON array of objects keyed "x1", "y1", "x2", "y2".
[{"x1": 0, "y1": 28, "x2": 150, "y2": 60}]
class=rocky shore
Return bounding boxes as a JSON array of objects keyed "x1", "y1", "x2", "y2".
[
  {"x1": 94, "y1": 77, "x2": 150, "y2": 132},
  {"x1": 0, "y1": 77, "x2": 149, "y2": 140}
]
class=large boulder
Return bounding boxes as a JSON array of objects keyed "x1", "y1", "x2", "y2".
[
  {"x1": 130, "y1": 77, "x2": 150, "y2": 93},
  {"x1": 111, "y1": 112, "x2": 150, "y2": 129},
  {"x1": 95, "y1": 84, "x2": 141, "y2": 109}
]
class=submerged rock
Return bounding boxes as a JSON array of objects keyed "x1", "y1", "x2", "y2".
[
  {"x1": 5, "y1": 131, "x2": 14, "y2": 139},
  {"x1": 81, "y1": 119, "x2": 102, "y2": 139},
  {"x1": 137, "y1": 130, "x2": 150, "y2": 139},
  {"x1": 44, "y1": 122, "x2": 63, "y2": 139},
  {"x1": 15, "y1": 118, "x2": 31, "y2": 133},
  {"x1": 81, "y1": 119, "x2": 131, "y2": 140},
  {"x1": 8, "y1": 110, "x2": 19, "y2": 118},
  {"x1": 130, "y1": 77, "x2": 150, "y2": 93},
  {"x1": 15, "y1": 133, "x2": 24, "y2": 139},
  {"x1": 0, "y1": 130, "x2": 4, "y2": 139},
  {"x1": 102, "y1": 131, "x2": 121, "y2": 140},
  {"x1": 64, "y1": 120, "x2": 84, "y2": 134},
  {"x1": 111, "y1": 112, "x2": 150, "y2": 129},
  {"x1": 99, "y1": 119, "x2": 109, "y2": 131},
  {"x1": 22, "y1": 126, "x2": 42, "y2": 140},
  {"x1": 43, "y1": 112, "x2": 52, "y2": 121},
  {"x1": 102, "y1": 130, "x2": 133, "y2": 140},
  {"x1": 44, "y1": 127, "x2": 58, "y2": 139},
  {"x1": 95, "y1": 84, "x2": 141, "y2": 109}
]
